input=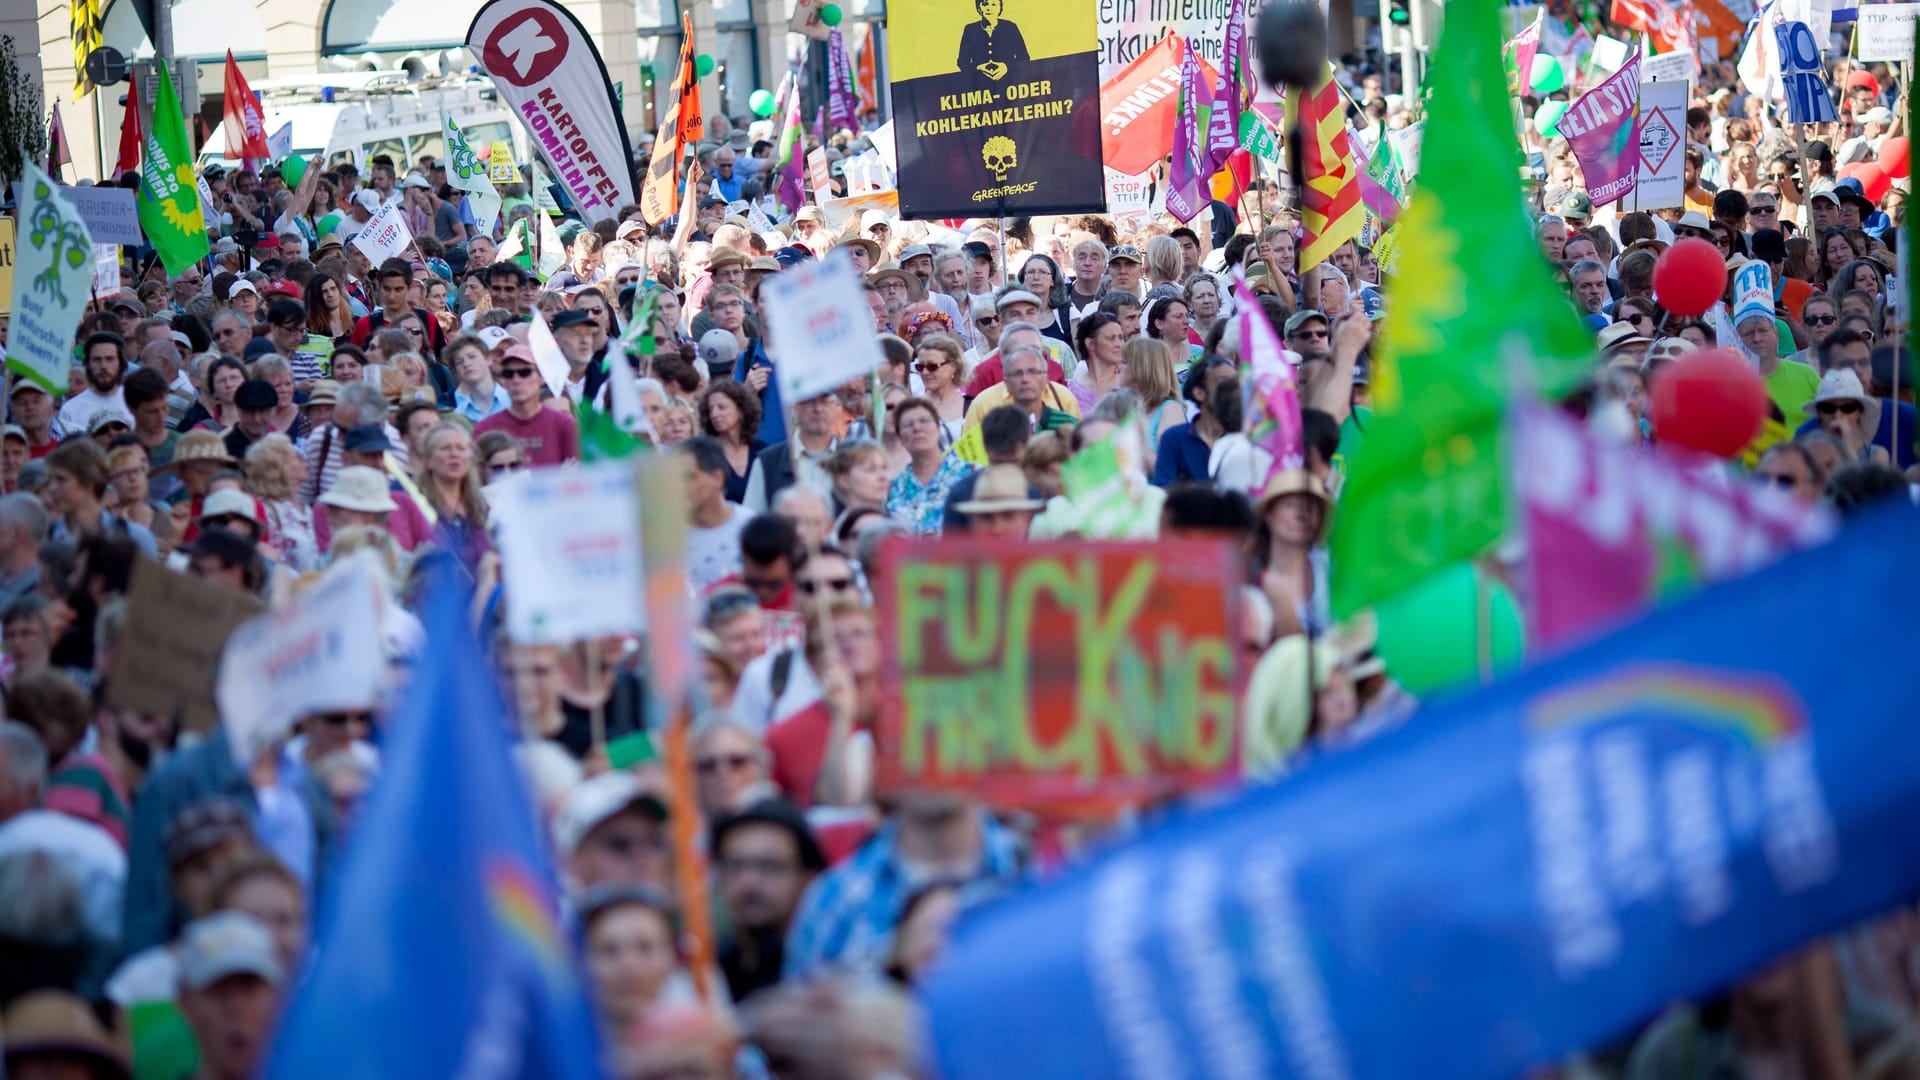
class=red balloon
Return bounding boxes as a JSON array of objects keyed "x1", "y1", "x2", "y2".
[
  {"x1": 1878, "y1": 136, "x2": 1910, "y2": 180},
  {"x1": 1652, "y1": 238, "x2": 1728, "y2": 318},
  {"x1": 1841, "y1": 160, "x2": 1893, "y2": 203},
  {"x1": 1649, "y1": 348, "x2": 1769, "y2": 459}
]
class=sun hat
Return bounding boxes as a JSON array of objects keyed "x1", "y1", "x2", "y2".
[
  {"x1": 1804, "y1": 368, "x2": 1873, "y2": 414},
  {"x1": 954, "y1": 464, "x2": 1045, "y2": 515},
  {"x1": 318, "y1": 466, "x2": 399, "y2": 513},
  {"x1": 837, "y1": 237, "x2": 881, "y2": 263},
  {"x1": 867, "y1": 264, "x2": 924, "y2": 302},
  {"x1": 0, "y1": 991, "x2": 130, "y2": 1079},
  {"x1": 1253, "y1": 468, "x2": 1333, "y2": 543},
  {"x1": 303, "y1": 379, "x2": 341, "y2": 408},
  {"x1": 154, "y1": 430, "x2": 238, "y2": 473},
  {"x1": 1595, "y1": 321, "x2": 1652, "y2": 354}
]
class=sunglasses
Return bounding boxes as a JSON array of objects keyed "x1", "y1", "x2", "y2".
[
  {"x1": 695, "y1": 753, "x2": 756, "y2": 774},
  {"x1": 1816, "y1": 400, "x2": 1864, "y2": 416},
  {"x1": 913, "y1": 361, "x2": 949, "y2": 372},
  {"x1": 489, "y1": 457, "x2": 526, "y2": 473},
  {"x1": 499, "y1": 366, "x2": 539, "y2": 380},
  {"x1": 316, "y1": 712, "x2": 372, "y2": 726},
  {"x1": 797, "y1": 576, "x2": 856, "y2": 595},
  {"x1": 403, "y1": 326, "x2": 424, "y2": 336},
  {"x1": 1750, "y1": 204, "x2": 1779, "y2": 214},
  {"x1": 975, "y1": 315, "x2": 1000, "y2": 326},
  {"x1": 1757, "y1": 472, "x2": 1799, "y2": 488},
  {"x1": 1804, "y1": 313, "x2": 1838, "y2": 327}
]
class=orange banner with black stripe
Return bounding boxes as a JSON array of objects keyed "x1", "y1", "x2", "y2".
[
  {"x1": 640, "y1": 15, "x2": 703, "y2": 226},
  {"x1": 1286, "y1": 69, "x2": 1364, "y2": 269}
]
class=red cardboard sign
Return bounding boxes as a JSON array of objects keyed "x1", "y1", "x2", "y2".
[{"x1": 876, "y1": 537, "x2": 1243, "y2": 818}]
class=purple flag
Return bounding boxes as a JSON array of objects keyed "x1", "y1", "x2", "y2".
[
  {"x1": 1205, "y1": 0, "x2": 1247, "y2": 175},
  {"x1": 1349, "y1": 134, "x2": 1403, "y2": 223},
  {"x1": 775, "y1": 70, "x2": 806, "y2": 212},
  {"x1": 1560, "y1": 52, "x2": 1643, "y2": 207},
  {"x1": 828, "y1": 29, "x2": 859, "y2": 133},
  {"x1": 1233, "y1": 273, "x2": 1304, "y2": 488},
  {"x1": 1165, "y1": 38, "x2": 1209, "y2": 224}
]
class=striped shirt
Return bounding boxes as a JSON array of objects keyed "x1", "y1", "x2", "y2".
[{"x1": 300, "y1": 422, "x2": 411, "y2": 505}]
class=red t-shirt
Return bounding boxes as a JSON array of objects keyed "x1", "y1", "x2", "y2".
[
  {"x1": 474, "y1": 407, "x2": 580, "y2": 466},
  {"x1": 765, "y1": 700, "x2": 834, "y2": 809}
]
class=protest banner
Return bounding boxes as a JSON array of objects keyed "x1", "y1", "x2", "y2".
[
  {"x1": 1776, "y1": 21, "x2": 1839, "y2": 124},
  {"x1": 1562, "y1": 53, "x2": 1642, "y2": 207},
  {"x1": 1514, "y1": 400, "x2": 1834, "y2": 649},
  {"x1": 351, "y1": 200, "x2": 414, "y2": 264},
  {"x1": 1631, "y1": 79, "x2": 1686, "y2": 210},
  {"x1": 489, "y1": 461, "x2": 645, "y2": 644},
  {"x1": 467, "y1": 0, "x2": 636, "y2": 224},
  {"x1": 216, "y1": 556, "x2": 388, "y2": 767},
  {"x1": 1642, "y1": 48, "x2": 1695, "y2": 83},
  {"x1": 487, "y1": 139, "x2": 519, "y2": 184},
  {"x1": 1096, "y1": 0, "x2": 1247, "y2": 79},
  {"x1": 807, "y1": 146, "x2": 831, "y2": 205},
  {"x1": 0, "y1": 220, "x2": 13, "y2": 310},
  {"x1": 1855, "y1": 3, "x2": 1919, "y2": 61},
  {"x1": 267, "y1": 120, "x2": 293, "y2": 161},
  {"x1": 1102, "y1": 166, "x2": 1154, "y2": 217},
  {"x1": 875, "y1": 538, "x2": 1242, "y2": 818},
  {"x1": 107, "y1": 559, "x2": 263, "y2": 733},
  {"x1": 443, "y1": 110, "x2": 503, "y2": 235},
  {"x1": 922, "y1": 504, "x2": 1920, "y2": 1080},
  {"x1": 12, "y1": 181, "x2": 142, "y2": 246},
  {"x1": 887, "y1": 0, "x2": 1105, "y2": 218},
  {"x1": 1098, "y1": 34, "x2": 1221, "y2": 177},
  {"x1": 764, "y1": 252, "x2": 886, "y2": 402},
  {"x1": 92, "y1": 244, "x2": 119, "y2": 295},
  {"x1": 8, "y1": 168, "x2": 96, "y2": 395}
]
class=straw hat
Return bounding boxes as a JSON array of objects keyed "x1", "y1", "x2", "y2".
[
  {"x1": 1, "y1": 991, "x2": 130, "y2": 1079},
  {"x1": 955, "y1": 464, "x2": 1044, "y2": 515},
  {"x1": 154, "y1": 430, "x2": 237, "y2": 474},
  {"x1": 318, "y1": 466, "x2": 399, "y2": 514},
  {"x1": 1254, "y1": 468, "x2": 1333, "y2": 542}
]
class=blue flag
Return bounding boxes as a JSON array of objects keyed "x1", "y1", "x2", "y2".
[
  {"x1": 264, "y1": 573, "x2": 603, "y2": 1078},
  {"x1": 922, "y1": 505, "x2": 1920, "y2": 1080}
]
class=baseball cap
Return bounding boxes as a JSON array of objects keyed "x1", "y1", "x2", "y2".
[
  {"x1": 85, "y1": 408, "x2": 133, "y2": 435},
  {"x1": 1546, "y1": 187, "x2": 1595, "y2": 220},
  {"x1": 108, "y1": 291, "x2": 145, "y2": 314},
  {"x1": 551, "y1": 771, "x2": 668, "y2": 858},
  {"x1": 995, "y1": 288, "x2": 1044, "y2": 311},
  {"x1": 163, "y1": 797, "x2": 254, "y2": 868},
  {"x1": 199, "y1": 487, "x2": 261, "y2": 525},
  {"x1": 1283, "y1": 309, "x2": 1328, "y2": 335},
  {"x1": 402, "y1": 173, "x2": 431, "y2": 189},
  {"x1": 1808, "y1": 181, "x2": 1841, "y2": 204},
  {"x1": 474, "y1": 325, "x2": 514, "y2": 351},
  {"x1": 243, "y1": 337, "x2": 279, "y2": 362},
  {"x1": 500, "y1": 344, "x2": 537, "y2": 367},
  {"x1": 963, "y1": 240, "x2": 993, "y2": 261},
  {"x1": 773, "y1": 245, "x2": 813, "y2": 268},
  {"x1": 549, "y1": 309, "x2": 593, "y2": 330},
  {"x1": 1107, "y1": 245, "x2": 1145, "y2": 264},
  {"x1": 897, "y1": 243, "x2": 933, "y2": 263},
  {"x1": 1861, "y1": 106, "x2": 1895, "y2": 127},
  {"x1": 698, "y1": 328, "x2": 742, "y2": 368},
  {"x1": 7, "y1": 381, "x2": 45, "y2": 399},
  {"x1": 351, "y1": 189, "x2": 383, "y2": 212},
  {"x1": 794, "y1": 205, "x2": 826, "y2": 224},
  {"x1": 176, "y1": 912, "x2": 284, "y2": 991},
  {"x1": 2, "y1": 424, "x2": 24, "y2": 444},
  {"x1": 228, "y1": 279, "x2": 258, "y2": 300},
  {"x1": 342, "y1": 424, "x2": 394, "y2": 453},
  {"x1": 862, "y1": 209, "x2": 891, "y2": 231}
]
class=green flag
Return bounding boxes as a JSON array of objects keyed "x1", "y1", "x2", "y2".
[
  {"x1": 1328, "y1": 0, "x2": 1592, "y2": 619},
  {"x1": 581, "y1": 295, "x2": 659, "y2": 461},
  {"x1": 1366, "y1": 118, "x2": 1407, "y2": 204},
  {"x1": 136, "y1": 61, "x2": 210, "y2": 275}
]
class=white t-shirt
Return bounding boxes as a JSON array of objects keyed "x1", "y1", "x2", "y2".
[
  {"x1": 58, "y1": 385, "x2": 129, "y2": 433},
  {"x1": 686, "y1": 502, "x2": 752, "y2": 593}
]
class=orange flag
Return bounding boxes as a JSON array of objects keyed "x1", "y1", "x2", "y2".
[{"x1": 640, "y1": 16, "x2": 703, "y2": 226}]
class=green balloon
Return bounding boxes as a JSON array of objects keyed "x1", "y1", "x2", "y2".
[
  {"x1": 1529, "y1": 54, "x2": 1565, "y2": 94},
  {"x1": 281, "y1": 155, "x2": 308, "y2": 189},
  {"x1": 1533, "y1": 99, "x2": 1567, "y2": 139},
  {"x1": 818, "y1": 3, "x2": 843, "y2": 25},
  {"x1": 695, "y1": 53, "x2": 715, "y2": 79},
  {"x1": 1372, "y1": 562, "x2": 1525, "y2": 697},
  {"x1": 316, "y1": 212, "x2": 342, "y2": 237},
  {"x1": 749, "y1": 88, "x2": 776, "y2": 117}
]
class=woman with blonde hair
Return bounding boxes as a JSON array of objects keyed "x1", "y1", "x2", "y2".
[
  {"x1": 247, "y1": 355, "x2": 307, "y2": 439},
  {"x1": 414, "y1": 422, "x2": 492, "y2": 566},
  {"x1": 821, "y1": 440, "x2": 892, "y2": 514},
  {"x1": 912, "y1": 333, "x2": 968, "y2": 442},
  {"x1": 105, "y1": 443, "x2": 175, "y2": 552},
  {"x1": 245, "y1": 433, "x2": 319, "y2": 571},
  {"x1": 1122, "y1": 337, "x2": 1186, "y2": 449},
  {"x1": 1144, "y1": 234, "x2": 1184, "y2": 292}
]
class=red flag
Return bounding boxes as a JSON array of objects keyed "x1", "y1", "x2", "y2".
[
  {"x1": 46, "y1": 107, "x2": 71, "y2": 176},
  {"x1": 1609, "y1": 0, "x2": 1688, "y2": 54},
  {"x1": 222, "y1": 51, "x2": 270, "y2": 159},
  {"x1": 113, "y1": 76, "x2": 143, "y2": 177}
]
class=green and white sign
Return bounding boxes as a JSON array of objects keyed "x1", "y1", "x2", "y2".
[
  {"x1": 8, "y1": 166, "x2": 95, "y2": 395},
  {"x1": 442, "y1": 110, "x2": 502, "y2": 236}
]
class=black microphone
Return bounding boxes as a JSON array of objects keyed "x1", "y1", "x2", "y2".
[{"x1": 1255, "y1": 0, "x2": 1329, "y2": 91}]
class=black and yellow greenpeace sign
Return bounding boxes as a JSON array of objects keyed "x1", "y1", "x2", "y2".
[{"x1": 888, "y1": 0, "x2": 1105, "y2": 219}]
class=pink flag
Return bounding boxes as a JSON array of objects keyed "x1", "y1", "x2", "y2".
[
  {"x1": 1233, "y1": 273, "x2": 1304, "y2": 489},
  {"x1": 1204, "y1": 0, "x2": 1247, "y2": 175},
  {"x1": 775, "y1": 70, "x2": 806, "y2": 212},
  {"x1": 1165, "y1": 38, "x2": 1210, "y2": 224},
  {"x1": 828, "y1": 29, "x2": 859, "y2": 133},
  {"x1": 1514, "y1": 400, "x2": 1833, "y2": 650}
]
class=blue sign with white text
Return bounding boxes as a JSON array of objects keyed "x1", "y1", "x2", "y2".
[{"x1": 921, "y1": 506, "x2": 1920, "y2": 1080}]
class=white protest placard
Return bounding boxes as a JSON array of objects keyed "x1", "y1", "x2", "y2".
[
  {"x1": 807, "y1": 147, "x2": 832, "y2": 206},
  {"x1": 765, "y1": 250, "x2": 887, "y2": 402},
  {"x1": 1588, "y1": 35, "x2": 1632, "y2": 77},
  {"x1": 216, "y1": 556, "x2": 387, "y2": 767},
  {"x1": 1104, "y1": 167, "x2": 1154, "y2": 216},
  {"x1": 1856, "y1": 3, "x2": 1920, "y2": 60},
  {"x1": 12, "y1": 182, "x2": 142, "y2": 246},
  {"x1": 350, "y1": 199, "x2": 415, "y2": 264},
  {"x1": 525, "y1": 309, "x2": 574, "y2": 399},
  {"x1": 1632, "y1": 80, "x2": 1687, "y2": 211},
  {"x1": 489, "y1": 461, "x2": 644, "y2": 644},
  {"x1": 7, "y1": 168, "x2": 95, "y2": 394},
  {"x1": 92, "y1": 245, "x2": 120, "y2": 296},
  {"x1": 267, "y1": 121, "x2": 293, "y2": 162},
  {"x1": 746, "y1": 204, "x2": 775, "y2": 234},
  {"x1": 1644, "y1": 49, "x2": 1697, "y2": 84}
]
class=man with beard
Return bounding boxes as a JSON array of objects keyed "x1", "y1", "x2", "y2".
[
  {"x1": 711, "y1": 799, "x2": 826, "y2": 1001},
  {"x1": 59, "y1": 333, "x2": 132, "y2": 433}
]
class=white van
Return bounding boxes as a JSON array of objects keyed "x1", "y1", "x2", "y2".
[{"x1": 197, "y1": 72, "x2": 526, "y2": 177}]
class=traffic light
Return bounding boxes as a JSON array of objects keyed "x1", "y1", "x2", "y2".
[{"x1": 1388, "y1": 0, "x2": 1411, "y2": 26}]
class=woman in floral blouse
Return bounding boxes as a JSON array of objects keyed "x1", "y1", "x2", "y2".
[{"x1": 884, "y1": 397, "x2": 977, "y2": 537}]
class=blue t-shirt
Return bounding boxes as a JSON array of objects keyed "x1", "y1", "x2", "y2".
[{"x1": 1794, "y1": 399, "x2": 1918, "y2": 469}]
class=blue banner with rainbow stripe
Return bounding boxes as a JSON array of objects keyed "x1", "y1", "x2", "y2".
[{"x1": 922, "y1": 504, "x2": 1920, "y2": 1080}]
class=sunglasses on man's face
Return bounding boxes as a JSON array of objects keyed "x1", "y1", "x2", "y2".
[
  {"x1": 499, "y1": 366, "x2": 539, "y2": 381},
  {"x1": 1817, "y1": 400, "x2": 1864, "y2": 417},
  {"x1": 798, "y1": 576, "x2": 855, "y2": 595},
  {"x1": 1750, "y1": 204, "x2": 1779, "y2": 215}
]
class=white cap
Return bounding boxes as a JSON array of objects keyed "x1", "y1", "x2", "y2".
[
  {"x1": 474, "y1": 325, "x2": 513, "y2": 350},
  {"x1": 318, "y1": 466, "x2": 398, "y2": 513},
  {"x1": 199, "y1": 487, "x2": 260, "y2": 524},
  {"x1": 228, "y1": 279, "x2": 259, "y2": 299},
  {"x1": 550, "y1": 771, "x2": 667, "y2": 857},
  {"x1": 697, "y1": 328, "x2": 742, "y2": 368},
  {"x1": 176, "y1": 912, "x2": 284, "y2": 991}
]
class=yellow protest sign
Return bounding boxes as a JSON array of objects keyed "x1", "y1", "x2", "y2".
[
  {"x1": 0, "y1": 220, "x2": 14, "y2": 315},
  {"x1": 952, "y1": 423, "x2": 989, "y2": 465},
  {"x1": 488, "y1": 141, "x2": 519, "y2": 184}
]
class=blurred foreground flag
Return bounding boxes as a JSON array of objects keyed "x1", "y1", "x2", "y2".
[
  {"x1": 263, "y1": 569, "x2": 602, "y2": 1079},
  {"x1": 922, "y1": 504, "x2": 1920, "y2": 1080}
]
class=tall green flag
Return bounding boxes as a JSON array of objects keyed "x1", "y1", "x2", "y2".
[
  {"x1": 1329, "y1": 0, "x2": 1592, "y2": 619},
  {"x1": 136, "y1": 61, "x2": 210, "y2": 275}
]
